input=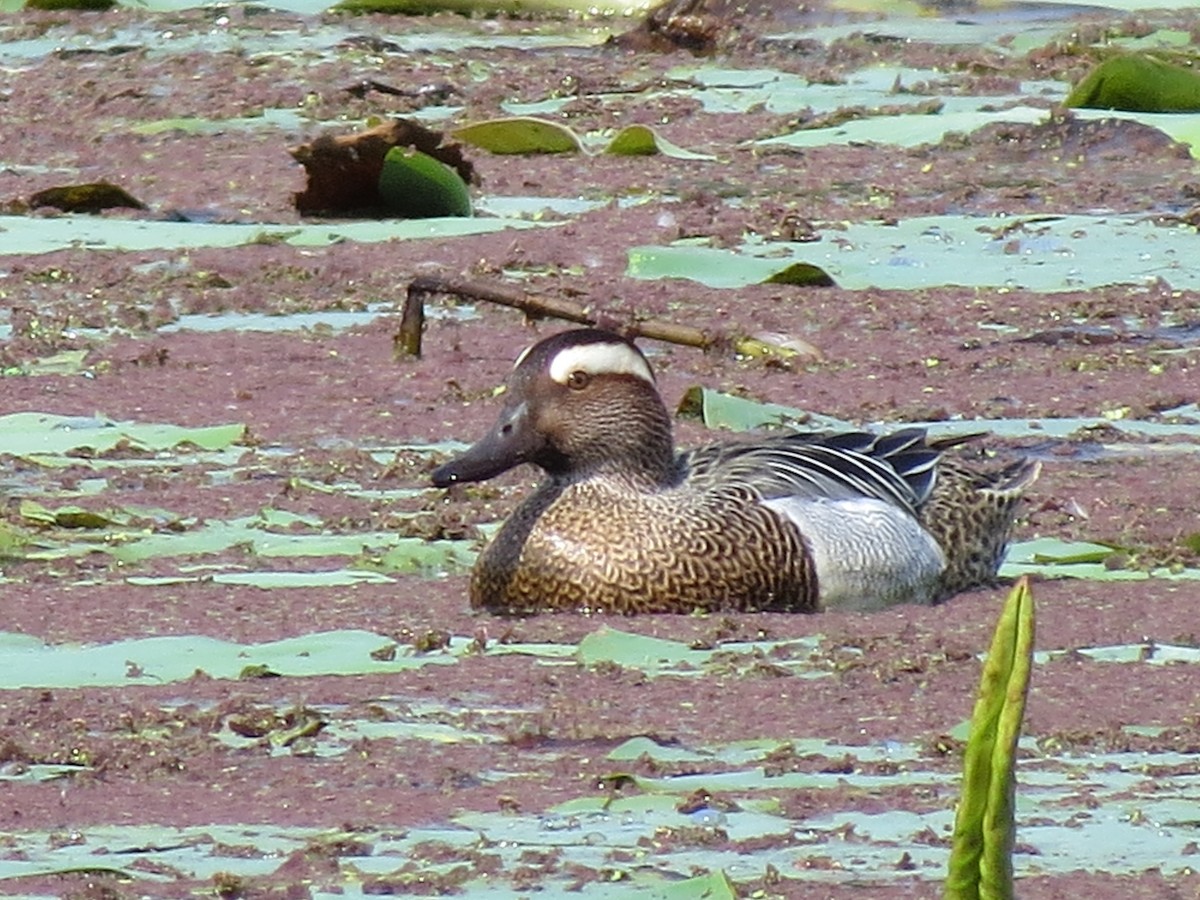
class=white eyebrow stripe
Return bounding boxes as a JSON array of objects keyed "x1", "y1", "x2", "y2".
[
  {"x1": 513, "y1": 343, "x2": 535, "y2": 369},
  {"x1": 547, "y1": 342, "x2": 654, "y2": 385}
]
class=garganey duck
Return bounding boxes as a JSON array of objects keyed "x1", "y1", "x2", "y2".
[{"x1": 432, "y1": 329, "x2": 1039, "y2": 615}]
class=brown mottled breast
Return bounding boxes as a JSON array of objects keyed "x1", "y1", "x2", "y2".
[{"x1": 469, "y1": 478, "x2": 818, "y2": 615}]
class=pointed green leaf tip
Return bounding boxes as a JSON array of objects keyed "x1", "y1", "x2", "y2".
[
  {"x1": 944, "y1": 576, "x2": 1034, "y2": 900},
  {"x1": 377, "y1": 148, "x2": 472, "y2": 218},
  {"x1": 453, "y1": 117, "x2": 582, "y2": 155},
  {"x1": 1066, "y1": 53, "x2": 1200, "y2": 113}
]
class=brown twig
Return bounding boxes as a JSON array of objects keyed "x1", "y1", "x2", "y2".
[{"x1": 396, "y1": 275, "x2": 726, "y2": 359}]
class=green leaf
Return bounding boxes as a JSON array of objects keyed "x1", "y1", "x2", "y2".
[
  {"x1": 1066, "y1": 53, "x2": 1200, "y2": 113},
  {"x1": 377, "y1": 147, "x2": 472, "y2": 218},
  {"x1": 453, "y1": 117, "x2": 582, "y2": 154},
  {"x1": 945, "y1": 577, "x2": 1034, "y2": 900},
  {"x1": 603, "y1": 123, "x2": 659, "y2": 156},
  {"x1": 603, "y1": 124, "x2": 716, "y2": 160}
]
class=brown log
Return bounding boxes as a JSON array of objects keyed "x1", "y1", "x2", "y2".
[{"x1": 396, "y1": 275, "x2": 726, "y2": 359}]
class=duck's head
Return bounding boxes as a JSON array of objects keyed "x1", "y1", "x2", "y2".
[{"x1": 431, "y1": 329, "x2": 674, "y2": 487}]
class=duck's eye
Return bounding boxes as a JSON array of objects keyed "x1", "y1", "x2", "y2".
[{"x1": 566, "y1": 370, "x2": 590, "y2": 390}]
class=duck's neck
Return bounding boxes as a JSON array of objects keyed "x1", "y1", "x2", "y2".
[
  {"x1": 610, "y1": 409, "x2": 677, "y2": 484},
  {"x1": 564, "y1": 395, "x2": 677, "y2": 486}
]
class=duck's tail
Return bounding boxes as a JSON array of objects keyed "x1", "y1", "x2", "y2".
[{"x1": 920, "y1": 455, "x2": 1042, "y2": 602}]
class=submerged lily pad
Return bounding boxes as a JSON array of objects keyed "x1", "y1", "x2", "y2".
[
  {"x1": 576, "y1": 627, "x2": 707, "y2": 672},
  {"x1": 0, "y1": 629, "x2": 465, "y2": 689},
  {"x1": 0, "y1": 213, "x2": 536, "y2": 255},
  {"x1": 758, "y1": 105, "x2": 1048, "y2": 150},
  {"x1": 1001, "y1": 538, "x2": 1200, "y2": 582},
  {"x1": 0, "y1": 412, "x2": 245, "y2": 457},
  {"x1": 676, "y1": 385, "x2": 856, "y2": 432},
  {"x1": 125, "y1": 570, "x2": 395, "y2": 588},
  {"x1": 629, "y1": 214, "x2": 1200, "y2": 293},
  {"x1": 575, "y1": 627, "x2": 825, "y2": 678}
]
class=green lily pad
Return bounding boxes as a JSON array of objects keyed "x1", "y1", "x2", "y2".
[
  {"x1": 758, "y1": 106, "x2": 1048, "y2": 150},
  {"x1": 126, "y1": 570, "x2": 394, "y2": 588},
  {"x1": 629, "y1": 214, "x2": 1200, "y2": 292},
  {"x1": 607, "y1": 736, "x2": 711, "y2": 763},
  {"x1": 377, "y1": 147, "x2": 472, "y2": 218},
  {"x1": 576, "y1": 627, "x2": 704, "y2": 671},
  {"x1": 19, "y1": 500, "x2": 127, "y2": 530},
  {"x1": 358, "y1": 538, "x2": 477, "y2": 574},
  {"x1": 675, "y1": 385, "x2": 855, "y2": 432},
  {"x1": 1066, "y1": 53, "x2": 1200, "y2": 113},
  {"x1": 15, "y1": 349, "x2": 92, "y2": 377},
  {"x1": 603, "y1": 124, "x2": 716, "y2": 160},
  {"x1": 0, "y1": 413, "x2": 245, "y2": 457},
  {"x1": 1001, "y1": 539, "x2": 1200, "y2": 582},
  {"x1": 453, "y1": 117, "x2": 582, "y2": 154},
  {"x1": 1011, "y1": 538, "x2": 1118, "y2": 566},
  {"x1": 0, "y1": 629, "x2": 463, "y2": 690},
  {"x1": 661, "y1": 871, "x2": 737, "y2": 900},
  {"x1": 130, "y1": 108, "x2": 306, "y2": 136}
]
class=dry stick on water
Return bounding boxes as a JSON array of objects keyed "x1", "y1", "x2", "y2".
[{"x1": 396, "y1": 275, "x2": 740, "y2": 358}]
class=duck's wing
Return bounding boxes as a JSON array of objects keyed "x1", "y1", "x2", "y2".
[{"x1": 681, "y1": 428, "x2": 949, "y2": 516}]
